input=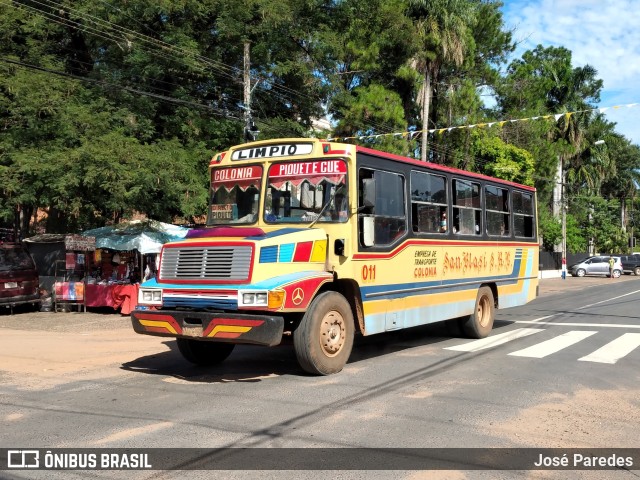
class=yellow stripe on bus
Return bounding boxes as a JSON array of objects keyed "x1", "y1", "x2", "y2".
[
  {"x1": 139, "y1": 319, "x2": 178, "y2": 334},
  {"x1": 363, "y1": 288, "x2": 478, "y2": 316},
  {"x1": 207, "y1": 325, "x2": 252, "y2": 337},
  {"x1": 310, "y1": 239, "x2": 327, "y2": 262}
]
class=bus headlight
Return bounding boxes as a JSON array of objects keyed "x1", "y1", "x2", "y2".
[
  {"x1": 139, "y1": 288, "x2": 162, "y2": 305},
  {"x1": 238, "y1": 291, "x2": 269, "y2": 307}
]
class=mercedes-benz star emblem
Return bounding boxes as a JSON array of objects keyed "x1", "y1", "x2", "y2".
[{"x1": 292, "y1": 287, "x2": 305, "y2": 305}]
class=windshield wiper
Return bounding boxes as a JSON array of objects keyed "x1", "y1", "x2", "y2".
[{"x1": 308, "y1": 185, "x2": 345, "y2": 228}]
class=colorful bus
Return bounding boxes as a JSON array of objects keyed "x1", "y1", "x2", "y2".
[{"x1": 131, "y1": 138, "x2": 539, "y2": 375}]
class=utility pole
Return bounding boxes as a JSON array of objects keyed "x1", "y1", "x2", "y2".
[
  {"x1": 243, "y1": 42, "x2": 259, "y2": 142},
  {"x1": 420, "y1": 71, "x2": 430, "y2": 162},
  {"x1": 561, "y1": 163, "x2": 567, "y2": 279}
]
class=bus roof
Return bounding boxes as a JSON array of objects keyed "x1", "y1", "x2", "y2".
[
  {"x1": 210, "y1": 138, "x2": 536, "y2": 192},
  {"x1": 355, "y1": 145, "x2": 537, "y2": 192}
]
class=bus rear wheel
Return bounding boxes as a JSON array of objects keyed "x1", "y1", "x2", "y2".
[
  {"x1": 176, "y1": 338, "x2": 235, "y2": 366},
  {"x1": 460, "y1": 286, "x2": 495, "y2": 339},
  {"x1": 293, "y1": 291, "x2": 355, "y2": 375}
]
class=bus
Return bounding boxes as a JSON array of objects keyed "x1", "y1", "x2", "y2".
[{"x1": 131, "y1": 138, "x2": 539, "y2": 375}]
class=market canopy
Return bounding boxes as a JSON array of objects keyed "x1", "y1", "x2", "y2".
[{"x1": 82, "y1": 220, "x2": 189, "y2": 254}]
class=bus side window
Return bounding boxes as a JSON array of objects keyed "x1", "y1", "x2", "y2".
[
  {"x1": 452, "y1": 178, "x2": 481, "y2": 235},
  {"x1": 359, "y1": 168, "x2": 406, "y2": 247},
  {"x1": 410, "y1": 171, "x2": 448, "y2": 234}
]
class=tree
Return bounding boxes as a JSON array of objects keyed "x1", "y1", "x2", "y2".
[
  {"x1": 407, "y1": 0, "x2": 477, "y2": 161},
  {"x1": 324, "y1": 0, "x2": 416, "y2": 151},
  {"x1": 332, "y1": 84, "x2": 408, "y2": 155},
  {"x1": 600, "y1": 135, "x2": 640, "y2": 234},
  {"x1": 495, "y1": 45, "x2": 606, "y2": 251},
  {"x1": 471, "y1": 134, "x2": 535, "y2": 185}
]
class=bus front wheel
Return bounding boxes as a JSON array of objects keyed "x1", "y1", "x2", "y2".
[
  {"x1": 176, "y1": 338, "x2": 235, "y2": 366},
  {"x1": 293, "y1": 291, "x2": 355, "y2": 375},
  {"x1": 460, "y1": 287, "x2": 495, "y2": 339}
]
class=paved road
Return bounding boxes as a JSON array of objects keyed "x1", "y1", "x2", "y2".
[{"x1": 0, "y1": 274, "x2": 639, "y2": 479}]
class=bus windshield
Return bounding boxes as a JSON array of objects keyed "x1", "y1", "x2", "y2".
[
  {"x1": 265, "y1": 159, "x2": 348, "y2": 224},
  {"x1": 208, "y1": 165, "x2": 262, "y2": 225}
]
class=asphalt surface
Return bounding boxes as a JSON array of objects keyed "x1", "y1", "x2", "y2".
[{"x1": 0, "y1": 273, "x2": 638, "y2": 480}]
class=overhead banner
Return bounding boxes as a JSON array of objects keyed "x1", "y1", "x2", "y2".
[{"x1": 327, "y1": 102, "x2": 640, "y2": 143}]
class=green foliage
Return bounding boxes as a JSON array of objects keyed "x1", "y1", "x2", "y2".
[
  {"x1": 538, "y1": 208, "x2": 561, "y2": 252},
  {"x1": 564, "y1": 213, "x2": 587, "y2": 254},
  {"x1": 571, "y1": 196, "x2": 628, "y2": 254},
  {"x1": 471, "y1": 135, "x2": 535, "y2": 185},
  {"x1": 0, "y1": 0, "x2": 638, "y2": 241},
  {"x1": 334, "y1": 84, "x2": 409, "y2": 154}
]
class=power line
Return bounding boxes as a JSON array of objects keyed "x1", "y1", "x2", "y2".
[
  {"x1": 33, "y1": 0, "x2": 326, "y2": 110},
  {"x1": 0, "y1": 56, "x2": 241, "y2": 119},
  {"x1": 6, "y1": 0, "x2": 401, "y2": 139}
]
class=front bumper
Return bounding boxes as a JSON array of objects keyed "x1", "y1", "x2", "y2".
[{"x1": 131, "y1": 309, "x2": 284, "y2": 346}]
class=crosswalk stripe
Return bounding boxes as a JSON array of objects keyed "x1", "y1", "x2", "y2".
[
  {"x1": 508, "y1": 330, "x2": 597, "y2": 358},
  {"x1": 444, "y1": 328, "x2": 544, "y2": 352},
  {"x1": 515, "y1": 320, "x2": 640, "y2": 329},
  {"x1": 578, "y1": 333, "x2": 640, "y2": 364}
]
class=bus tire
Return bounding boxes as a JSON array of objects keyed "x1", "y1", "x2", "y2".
[
  {"x1": 460, "y1": 287, "x2": 495, "y2": 339},
  {"x1": 444, "y1": 318, "x2": 463, "y2": 337},
  {"x1": 293, "y1": 291, "x2": 355, "y2": 375},
  {"x1": 176, "y1": 338, "x2": 235, "y2": 366}
]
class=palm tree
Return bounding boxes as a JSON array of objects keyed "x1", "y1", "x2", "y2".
[
  {"x1": 601, "y1": 137, "x2": 640, "y2": 233},
  {"x1": 407, "y1": 0, "x2": 476, "y2": 161},
  {"x1": 544, "y1": 59, "x2": 604, "y2": 230}
]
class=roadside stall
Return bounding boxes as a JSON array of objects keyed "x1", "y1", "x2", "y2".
[
  {"x1": 81, "y1": 220, "x2": 188, "y2": 314},
  {"x1": 23, "y1": 234, "x2": 96, "y2": 312},
  {"x1": 53, "y1": 234, "x2": 96, "y2": 312}
]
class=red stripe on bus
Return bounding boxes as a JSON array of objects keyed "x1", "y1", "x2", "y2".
[
  {"x1": 352, "y1": 240, "x2": 536, "y2": 260},
  {"x1": 293, "y1": 241, "x2": 313, "y2": 262},
  {"x1": 211, "y1": 332, "x2": 242, "y2": 339},
  {"x1": 203, "y1": 318, "x2": 264, "y2": 337}
]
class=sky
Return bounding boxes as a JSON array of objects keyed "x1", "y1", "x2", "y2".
[{"x1": 500, "y1": 0, "x2": 640, "y2": 145}]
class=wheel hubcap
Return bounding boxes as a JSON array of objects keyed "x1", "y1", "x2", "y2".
[
  {"x1": 320, "y1": 310, "x2": 345, "y2": 357},
  {"x1": 477, "y1": 296, "x2": 490, "y2": 327}
]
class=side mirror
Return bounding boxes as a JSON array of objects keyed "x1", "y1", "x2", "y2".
[{"x1": 362, "y1": 178, "x2": 376, "y2": 208}]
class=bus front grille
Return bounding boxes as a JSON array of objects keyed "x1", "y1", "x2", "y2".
[{"x1": 160, "y1": 246, "x2": 252, "y2": 281}]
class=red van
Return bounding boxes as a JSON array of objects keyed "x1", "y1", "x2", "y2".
[{"x1": 0, "y1": 242, "x2": 40, "y2": 312}]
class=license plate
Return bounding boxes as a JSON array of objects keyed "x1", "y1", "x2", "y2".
[
  {"x1": 4, "y1": 282, "x2": 18, "y2": 289},
  {"x1": 182, "y1": 325, "x2": 203, "y2": 337}
]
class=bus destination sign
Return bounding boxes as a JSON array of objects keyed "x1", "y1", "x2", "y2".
[{"x1": 231, "y1": 143, "x2": 313, "y2": 161}]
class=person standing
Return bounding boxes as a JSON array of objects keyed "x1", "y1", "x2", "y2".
[{"x1": 608, "y1": 256, "x2": 615, "y2": 279}]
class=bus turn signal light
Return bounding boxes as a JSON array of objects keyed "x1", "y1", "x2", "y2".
[{"x1": 268, "y1": 291, "x2": 285, "y2": 309}]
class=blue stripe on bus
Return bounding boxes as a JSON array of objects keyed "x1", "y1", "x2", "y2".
[
  {"x1": 359, "y1": 258, "x2": 522, "y2": 300},
  {"x1": 248, "y1": 228, "x2": 305, "y2": 240},
  {"x1": 279, "y1": 243, "x2": 295, "y2": 262},
  {"x1": 149, "y1": 271, "x2": 326, "y2": 292},
  {"x1": 163, "y1": 298, "x2": 238, "y2": 309},
  {"x1": 259, "y1": 245, "x2": 278, "y2": 263}
]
